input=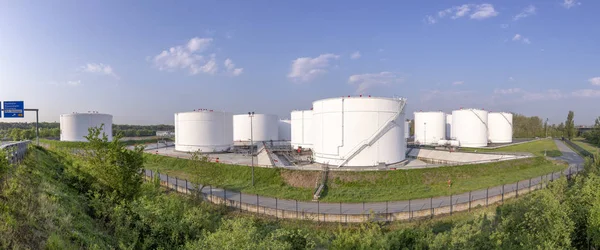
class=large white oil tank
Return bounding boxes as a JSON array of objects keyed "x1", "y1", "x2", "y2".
[
  {"x1": 60, "y1": 112, "x2": 113, "y2": 142},
  {"x1": 446, "y1": 114, "x2": 453, "y2": 139},
  {"x1": 278, "y1": 120, "x2": 291, "y2": 141},
  {"x1": 291, "y1": 110, "x2": 313, "y2": 149},
  {"x1": 312, "y1": 96, "x2": 406, "y2": 167},
  {"x1": 452, "y1": 109, "x2": 489, "y2": 148},
  {"x1": 404, "y1": 120, "x2": 410, "y2": 139},
  {"x1": 175, "y1": 110, "x2": 233, "y2": 153},
  {"x1": 414, "y1": 111, "x2": 445, "y2": 145},
  {"x1": 488, "y1": 112, "x2": 513, "y2": 143},
  {"x1": 233, "y1": 114, "x2": 278, "y2": 142}
]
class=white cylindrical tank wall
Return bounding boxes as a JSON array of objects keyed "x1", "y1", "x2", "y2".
[
  {"x1": 312, "y1": 97, "x2": 406, "y2": 167},
  {"x1": 404, "y1": 120, "x2": 410, "y2": 139},
  {"x1": 233, "y1": 114, "x2": 278, "y2": 142},
  {"x1": 291, "y1": 110, "x2": 313, "y2": 149},
  {"x1": 446, "y1": 114, "x2": 453, "y2": 139},
  {"x1": 452, "y1": 109, "x2": 489, "y2": 147},
  {"x1": 414, "y1": 112, "x2": 445, "y2": 145},
  {"x1": 488, "y1": 112, "x2": 513, "y2": 143},
  {"x1": 278, "y1": 120, "x2": 291, "y2": 141},
  {"x1": 60, "y1": 112, "x2": 113, "y2": 142},
  {"x1": 175, "y1": 110, "x2": 233, "y2": 153}
]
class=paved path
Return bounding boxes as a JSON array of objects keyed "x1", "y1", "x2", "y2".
[{"x1": 146, "y1": 140, "x2": 585, "y2": 215}]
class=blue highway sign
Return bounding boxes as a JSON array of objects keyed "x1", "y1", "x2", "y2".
[{"x1": 3, "y1": 101, "x2": 24, "y2": 118}]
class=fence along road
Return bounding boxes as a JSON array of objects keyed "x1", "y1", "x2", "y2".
[{"x1": 144, "y1": 140, "x2": 585, "y2": 223}]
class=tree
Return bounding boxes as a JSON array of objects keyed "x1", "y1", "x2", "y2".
[
  {"x1": 565, "y1": 111, "x2": 576, "y2": 140},
  {"x1": 84, "y1": 125, "x2": 145, "y2": 200},
  {"x1": 9, "y1": 128, "x2": 22, "y2": 141},
  {"x1": 557, "y1": 122, "x2": 565, "y2": 137}
]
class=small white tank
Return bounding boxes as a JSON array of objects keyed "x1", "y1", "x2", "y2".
[
  {"x1": 404, "y1": 120, "x2": 410, "y2": 139},
  {"x1": 452, "y1": 109, "x2": 489, "y2": 148},
  {"x1": 445, "y1": 114, "x2": 453, "y2": 139},
  {"x1": 278, "y1": 120, "x2": 291, "y2": 141},
  {"x1": 291, "y1": 110, "x2": 313, "y2": 149},
  {"x1": 488, "y1": 112, "x2": 513, "y2": 143},
  {"x1": 175, "y1": 110, "x2": 233, "y2": 153},
  {"x1": 233, "y1": 114, "x2": 278, "y2": 142},
  {"x1": 60, "y1": 112, "x2": 113, "y2": 142},
  {"x1": 414, "y1": 111, "x2": 446, "y2": 145}
]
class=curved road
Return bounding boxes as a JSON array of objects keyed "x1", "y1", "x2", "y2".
[{"x1": 146, "y1": 140, "x2": 585, "y2": 215}]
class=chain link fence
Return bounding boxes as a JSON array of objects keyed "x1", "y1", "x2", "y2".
[{"x1": 144, "y1": 162, "x2": 583, "y2": 223}]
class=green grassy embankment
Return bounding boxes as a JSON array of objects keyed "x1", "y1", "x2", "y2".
[
  {"x1": 0, "y1": 147, "x2": 114, "y2": 249},
  {"x1": 461, "y1": 139, "x2": 562, "y2": 157},
  {"x1": 144, "y1": 154, "x2": 566, "y2": 203},
  {"x1": 572, "y1": 138, "x2": 600, "y2": 155}
]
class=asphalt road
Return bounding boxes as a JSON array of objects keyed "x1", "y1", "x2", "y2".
[{"x1": 146, "y1": 140, "x2": 585, "y2": 215}]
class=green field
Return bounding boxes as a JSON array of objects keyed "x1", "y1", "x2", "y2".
[
  {"x1": 144, "y1": 154, "x2": 566, "y2": 202},
  {"x1": 572, "y1": 138, "x2": 600, "y2": 155},
  {"x1": 461, "y1": 139, "x2": 562, "y2": 157}
]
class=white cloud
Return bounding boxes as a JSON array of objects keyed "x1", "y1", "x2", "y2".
[
  {"x1": 522, "y1": 89, "x2": 564, "y2": 101},
  {"x1": 223, "y1": 58, "x2": 244, "y2": 76},
  {"x1": 350, "y1": 51, "x2": 361, "y2": 59},
  {"x1": 494, "y1": 88, "x2": 522, "y2": 94},
  {"x1": 67, "y1": 80, "x2": 81, "y2": 86},
  {"x1": 287, "y1": 54, "x2": 340, "y2": 82},
  {"x1": 572, "y1": 89, "x2": 600, "y2": 97},
  {"x1": 186, "y1": 37, "x2": 213, "y2": 52},
  {"x1": 470, "y1": 4, "x2": 499, "y2": 20},
  {"x1": 152, "y1": 37, "x2": 241, "y2": 76},
  {"x1": 588, "y1": 77, "x2": 600, "y2": 86},
  {"x1": 501, "y1": 24, "x2": 509, "y2": 29},
  {"x1": 425, "y1": 15, "x2": 437, "y2": 24},
  {"x1": 512, "y1": 34, "x2": 531, "y2": 44},
  {"x1": 81, "y1": 63, "x2": 119, "y2": 79},
  {"x1": 190, "y1": 54, "x2": 218, "y2": 75},
  {"x1": 426, "y1": 3, "x2": 498, "y2": 24},
  {"x1": 348, "y1": 72, "x2": 404, "y2": 93},
  {"x1": 513, "y1": 5, "x2": 536, "y2": 21},
  {"x1": 562, "y1": 0, "x2": 581, "y2": 9},
  {"x1": 452, "y1": 81, "x2": 464, "y2": 85},
  {"x1": 509, "y1": 77, "x2": 515, "y2": 81}
]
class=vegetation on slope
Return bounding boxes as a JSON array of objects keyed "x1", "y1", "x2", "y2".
[
  {"x1": 145, "y1": 153, "x2": 566, "y2": 202},
  {"x1": 461, "y1": 139, "x2": 562, "y2": 157}
]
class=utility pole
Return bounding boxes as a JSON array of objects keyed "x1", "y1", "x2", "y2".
[{"x1": 249, "y1": 112, "x2": 255, "y2": 186}]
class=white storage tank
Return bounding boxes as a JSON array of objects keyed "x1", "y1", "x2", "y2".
[
  {"x1": 175, "y1": 110, "x2": 233, "y2": 153},
  {"x1": 291, "y1": 110, "x2": 313, "y2": 149},
  {"x1": 60, "y1": 112, "x2": 113, "y2": 142},
  {"x1": 446, "y1": 114, "x2": 453, "y2": 139},
  {"x1": 488, "y1": 112, "x2": 513, "y2": 143},
  {"x1": 233, "y1": 114, "x2": 278, "y2": 142},
  {"x1": 414, "y1": 111, "x2": 445, "y2": 145},
  {"x1": 452, "y1": 108, "x2": 489, "y2": 148},
  {"x1": 312, "y1": 96, "x2": 406, "y2": 167},
  {"x1": 278, "y1": 120, "x2": 291, "y2": 141},
  {"x1": 404, "y1": 120, "x2": 410, "y2": 139}
]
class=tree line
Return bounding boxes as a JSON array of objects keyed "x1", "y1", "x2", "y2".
[
  {"x1": 583, "y1": 117, "x2": 600, "y2": 147},
  {"x1": 0, "y1": 122, "x2": 174, "y2": 140}
]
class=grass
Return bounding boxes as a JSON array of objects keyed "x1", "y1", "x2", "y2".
[
  {"x1": 572, "y1": 138, "x2": 600, "y2": 155},
  {"x1": 144, "y1": 153, "x2": 566, "y2": 203},
  {"x1": 461, "y1": 139, "x2": 562, "y2": 157}
]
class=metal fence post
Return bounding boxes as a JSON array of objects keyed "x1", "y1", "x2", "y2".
[
  {"x1": 185, "y1": 179, "x2": 188, "y2": 193},
  {"x1": 409, "y1": 199, "x2": 412, "y2": 220},
  {"x1": 224, "y1": 189, "x2": 227, "y2": 205},
  {"x1": 430, "y1": 197, "x2": 433, "y2": 218},
  {"x1": 486, "y1": 187, "x2": 489, "y2": 206},
  {"x1": 502, "y1": 184, "x2": 505, "y2": 203},
  {"x1": 529, "y1": 178, "x2": 531, "y2": 191},
  {"x1": 175, "y1": 177, "x2": 178, "y2": 191},
  {"x1": 275, "y1": 198, "x2": 278, "y2": 218},
  {"x1": 362, "y1": 202, "x2": 365, "y2": 214},
  {"x1": 386, "y1": 201, "x2": 389, "y2": 221},
  {"x1": 450, "y1": 195, "x2": 452, "y2": 215},
  {"x1": 469, "y1": 191, "x2": 472, "y2": 211},
  {"x1": 239, "y1": 192, "x2": 242, "y2": 211},
  {"x1": 256, "y1": 194, "x2": 259, "y2": 212},
  {"x1": 296, "y1": 200, "x2": 298, "y2": 219},
  {"x1": 166, "y1": 174, "x2": 169, "y2": 188},
  {"x1": 317, "y1": 201, "x2": 320, "y2": 222},
  {"x1": 151, "y1": 169, "x2": 153, "y2": 179},
  {"x1": 210, "y1": 185, "x2": 212, "y2": 197},
  {"x1": 340, "y1": 202, "x2": 342, "y2": 215},
  {"x1": 516, "y1": 181, "x2": 519, "y2": 198}
]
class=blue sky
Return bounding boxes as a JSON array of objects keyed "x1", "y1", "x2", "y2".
[{"x1": 1, "y1": 0, "x2": 599, "y2": 125}]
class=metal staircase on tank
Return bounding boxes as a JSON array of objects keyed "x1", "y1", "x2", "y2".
[{"x1": 335, "y1": 98, "x2": 407, "y2": 168}]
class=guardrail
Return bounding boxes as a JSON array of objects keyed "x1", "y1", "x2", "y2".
[{"x1": 1, "y1": 141, "x2": 30, "y2": 164}]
